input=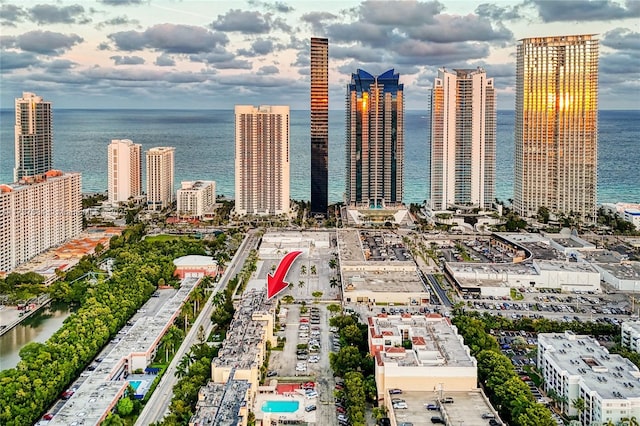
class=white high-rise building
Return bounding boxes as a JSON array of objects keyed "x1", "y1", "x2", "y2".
[
  {"x1": 177, "y1": 181, "x2": 216, "y2": 219},
  {"x1": 107, "y1": 139, "x2": 142, "y2": 205},
  {"x1": 514, "y1": 34, "x2": 599, "y2": 222},
  {"x1": 14, "y1": 92, "x2": 53, "y2": 182},
  {"x1": 146, "y1": 147, "x2": 175, "y2": 211},
  {"x1": 429, "y1": 68, "x2": 496, "y2": 210},
  {"x1": 234, "y1": 105, "x2": 290, "y2": 216},
  {"x1": 0, "y1": 171, "x2": 82, "y2": 272}
]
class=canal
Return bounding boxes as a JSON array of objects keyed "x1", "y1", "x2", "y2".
[{"x1": 0, "y1": 302, "x2": 72, "y2": 371}]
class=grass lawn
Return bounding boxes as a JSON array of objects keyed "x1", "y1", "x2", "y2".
[{"x1": 145, "y1": 234, "x2": 193, "y2": 243}]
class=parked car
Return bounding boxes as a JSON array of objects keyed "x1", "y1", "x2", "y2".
[
  {"x1": 431, "y1": 417, "x2": 444, "y2": 424},
  {"x1": 389, "y1": 388, "x2": 403, "y2": 395},
  {"x1": 305, "y1": 405, "x2": 317, "y2": 412},
  {"x1": 393, "y1": 402, "x2": 408, "y2": 409},
  {"x1": 425, "y1": 403, "x2": 439, "y2": 410},
  {"x1": 266, "y1": 371, "x2": 278, "y2": 377},
  {"x1": 482, "y1": 413, "x2": 496, "y2": 419},
  {"x1": 440, "y1": 396, "x2": 454, "y2": 403}
]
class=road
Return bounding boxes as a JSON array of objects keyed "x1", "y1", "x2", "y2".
[{"x1": 135, "y1": 230, "x2": 260, "y2": 426}]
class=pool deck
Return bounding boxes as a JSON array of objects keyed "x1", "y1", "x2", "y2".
[{"x1": 254, "y1": 391, "x2": 317, "y2": 424}]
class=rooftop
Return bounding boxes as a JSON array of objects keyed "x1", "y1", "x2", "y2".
[
  {"x1": 539, "y1": 332, "x2": 640, "y2": 401},
  {"x1": 342, "y1": 270, "x2": 426, "y2": 293},
  {"x1": 370, "y1": 314, "x2": 476, "y2": 368},
  {"x1": 190, "y1": 380, "x2": 250, "y2": 426},
  {"x1": 595, "y1": 261, "x2": 640, "y2": 280},
  {"x1": 173, "y1": 255, "x2": 217, "y2": 267}
]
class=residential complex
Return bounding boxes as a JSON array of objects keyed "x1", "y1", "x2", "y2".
[
  {"x1": 368, "y1": 314, "x2": 477, "y2": 403},
  {"x1": 176, "y1": 180, "x2": 216, "y2": 218},
  {"x1": 622, "y1": 321, "x2": 640, "y2": 353},
  {"x1": 234, "y1": 105, "x2": 290, "y2": 216},
  {"x1": 0, "y1": 170, "x2": 82, "y2": 273},
  {"x1": 190, "y1": 289, "x2": 276, "y2": 426},
  {"x1": 14, "y1": 92, "x2": 53, "y2": 182},
  {"x1": 146, "y1": 147, "x2": 175, "y2": 211},
  {"x1": 429, "y1": 68, "x2": 496, "y2": 210},
  {"x1": 310, "y1": 37, "x2": 329, "y2": 216},
  {"x1": 538, "y1": 331, "x2": 640, "y2": 425},
  {"x1": 345, "y1": 69, "x2": 404, "y2": 208},
  {"x1": 107, "y1": 139, "x2": 142, "y2": 205},
  {"x1": 514, "y1": 34, "x2": 599, "y2": 222}
]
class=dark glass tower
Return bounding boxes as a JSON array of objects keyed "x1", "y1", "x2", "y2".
[
  {"x1": 310, "y1": 37, "x2": 329, "y2": 215},
  {"x1": 346, "y1": 69, "x2": 404, "y2": 208}
]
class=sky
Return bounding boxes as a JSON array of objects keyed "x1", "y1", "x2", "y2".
[{"x1": 0, "y1": 0, "x2": 638, "y2": 110}]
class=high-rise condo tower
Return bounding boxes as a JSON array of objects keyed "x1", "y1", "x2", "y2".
[
  {"x1": 108, "y1": 139, "x2": 142, "y2": 205},
  {"x1": 310, "y1": 37, "x2": 329, "y2": 215},
  {"x1": 146, "y1": 147, "x2": 175, "y2": 210},
  {"x1": 345, "y1": 69, "x2": 404, "y2": 208},
  {"x1": 430, "y1": 68, "x2": 496, "y2": 210},
  {"x1": 14, "y1": 92, "x2": 53, "y2": 181},
  {"x1": 235, "y1": 105, "x2": 290, "y2": 216},
  {"x1": 514, "y1": 34, "x2": 599, "y2": 222}
]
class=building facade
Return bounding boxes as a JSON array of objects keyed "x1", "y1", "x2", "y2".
[
  {"x1": 0, "y1": 171, "x2": 82, "y2": 272},
  {"x1": 310, "y1": 37, "x2": 329, "y2": 216},
  {"x1": 107, "y1": 139, "x2": 142, "y2": 205},
  {"x1": 346, "y1": 69, "x2": 404, "y2": 208},
  {"x1": 14, "y1": 92, "x2": 53, "y2": 182},
  {"x1": 234, "y1": 105, "x2": 290, "y2": 216},
  {"x1": 514, "y1": 34, "x2": 599, "y2": 222},
  {"x1": 176, "y1": 180, "x2": 216, "y2": 218},
  {"x1": 146, "y1": 147, "x2": 175, "y2": 210},
  {"x1": 538, "y1": 331, "x2": 640, "y2": 425},
  {"x1": 430, "y1": 68, "x2": 496, "y2": 210},
  {"x1": 622, "y1": 321, "x2": 640, "y2": 354}
]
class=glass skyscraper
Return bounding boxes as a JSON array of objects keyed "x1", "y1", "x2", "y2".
[
  {"x1": 514, "y1": 34, "x2": 599, "y2": 222},
  {"x1": 310, "y1": 37, "x2": 329, "y2": 215},
  {"x1": 14, "y1": 92, "x2": 52, "y2": 181},
  {"x1": 345, "y1": 69, "x2": 404, "y2": 208}
]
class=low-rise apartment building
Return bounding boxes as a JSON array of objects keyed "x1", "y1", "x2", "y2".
[
  {"x1": 538, "y1": 331, "x2": 640, "y2": 425},
  {"x1": 368, "y1": 313, "x2": 477, "y2": 405}
]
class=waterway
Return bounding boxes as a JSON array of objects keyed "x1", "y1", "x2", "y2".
[{"x1": 0, "y1": 302, "x2": 72, "y2": 371}]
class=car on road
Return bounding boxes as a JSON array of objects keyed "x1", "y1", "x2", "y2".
[{"x1": 305, "y1": 404, "x2": 317, "y2": 412}]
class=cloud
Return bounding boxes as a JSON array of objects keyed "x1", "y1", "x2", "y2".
[
  {"x1": 1, "y1": 4, "x2": 28, "y2": 26},
  {"x1": 96, "y1": 15, "x2": 140, "y2": 29},
  {"x1": 257, "y1": 65, "x2": 279, "y2": 75},
  {"x1": 108, "y1": 24, "x2": 228, "y2": 53},
  {"x1": 3, "y1": 30, "x2": 83, "y2": 55},
  {"x1": 99, "y1": 0, "x2": 144, "y2": 5},
  {"x1": 475, "y1": 3, "x2": 524, "y2": 20},
  {"x1": 0, "y1": 50, "x2": 38, "y2": 70},
  {"x1": 238, "y1": 38, "x2": 277, "y2": 57},
  {"x1": 248, "y1": 0, "x2": 295, "y2": 13},
  {"x1": 29, "y1": 4, "x2": 90, "y2": 25},
  {"x1": 331, "y1": 45, "x2": 388, "y2": 63},
  {"x1": 357, "y1": 0, "x2": 443, "y2": 25},
  {"x1": 300, "y1": 11, "x2": 338, "y2": 33},
  {"x1": 213, "y1": 59, "x2": 253, "y2": 70},
  {"x1": 405, "y1": 14, "x2": 513, "y2": 43},
  {"x1": 98, "y1": 42, "x2": 111, "y2": 51},
  {"x1": 602, "y1": 27, "x2": 640, "y2": 51},
  {"x1": 155, "y1": 54, "x2": 175, "y2": 67},
  {"x1": 528, "y1": 0, "x2": 640, "y2": 22},
  {"x1": 82, "y1": 67, "x2": 209, "y2": 83},
  {"x1": 111, "y1": 55, "x2": 145, "y2": 65},
  {"x1": 211, "y1": 9, "x2": 272, "y2": 33},
  {"x1": 45, "y1": 59, "x2": 77, "y2": 71}
]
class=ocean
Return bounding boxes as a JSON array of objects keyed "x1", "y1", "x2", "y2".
[{"x1": 1, "y1": 109, "x2": 638, "y2": 205}]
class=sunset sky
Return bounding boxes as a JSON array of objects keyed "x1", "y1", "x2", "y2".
[{"x1": 1, "y1": 0, "x2": 638, "y2": 109}]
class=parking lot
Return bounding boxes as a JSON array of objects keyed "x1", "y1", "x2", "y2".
[{"x1": 268, "y1": 303, "x2": 340, "y2": 426}]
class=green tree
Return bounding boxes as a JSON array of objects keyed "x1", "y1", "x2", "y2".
[
  {"x1": 537, "y1": 206, "x2": 550, "y2": 224},
  {"x1": 327, "y1": 304, "x2": 341, "y2": 314},
  {"x1": 117, "y1": 397, "x2": 134, "y2": 416},
  {"x1": 312, "y1": 291, "x2": 323, "y2": 302}
]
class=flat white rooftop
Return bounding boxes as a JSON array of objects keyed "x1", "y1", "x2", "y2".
[{"x1": 539, "y1": 332, "x2": 640, "y2": 400}]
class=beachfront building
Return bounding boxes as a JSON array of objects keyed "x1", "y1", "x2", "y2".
[
  {"x1": 514, "y1": 35, "x2": 599, "y2": 223},
  {"x1": 345, "y1": 69, "x2": 404, "y2": 208},
  {"x1": 0, "y1": 170, "x2": 82, "y2": 272},
  {"x1": 146, "y1": 147, "x2": 175, "y2": 211},
  {"x1": 107, "y1": 139, "x2": 142, "y2": 205},
  {"x1": 429, "y1": 68, "x2": 496, "y2": 210},
  {"x1": 368, "y1": 314, "x2": 477, "y2": 404},
  {"x1": 176, "y1": 180, "x2": 216, "y2": 219},
  {"x1": 624, "y1": 209, "x2": 640, "y2": 230},
  {"x1": 622, "y1": 321, "x2": 640, "y2": 354},
  {"x1": 234, "y1": 105, "x2": 290, "y2": 216},
  {"x1": 538, "y1": 331, "x2": 640, "y2": 425},
  {"x1": 310, "y1": 37, "x2": 329, "y2": 216},
  {"x1": 14, "y1": 92, "x2": 53, "y2": 181}
]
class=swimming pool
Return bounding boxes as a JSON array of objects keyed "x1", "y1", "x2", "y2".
[
  {"x1": 262, "y1": 400, "x2": 300, "y2": 413},
  {"x1": 129, "y1": 380, "x2": 142, "y2": 391}
]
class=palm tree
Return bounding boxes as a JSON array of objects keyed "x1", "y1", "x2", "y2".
[
  {"x1": 329, "y1": 258, "x2": 337, "y2": 270},
  {"x1": 300, "y1": 265, "x2": 307, "y2": 275},
  {"x1": 310, "y1": 265, "x2": 317, "y2": 275},
  {"x1": 620, "y1": 417, "x2": 639, "y2": 426},
  {"x1": 298, "y1": 280, "x2": 305, "y2": 290},
  {"x1": 330, "y1": 277, "x2": 340, "y2": 288}
]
